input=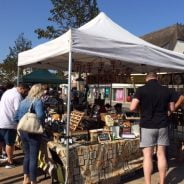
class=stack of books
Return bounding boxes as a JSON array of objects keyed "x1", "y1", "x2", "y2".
[{"x1": 121, "y1": 133, "x2": 136, "y2": 139}]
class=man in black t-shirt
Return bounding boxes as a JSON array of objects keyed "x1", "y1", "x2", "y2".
[{"x1": 130, "y1": 72, "x2": 175, "y2": 184}]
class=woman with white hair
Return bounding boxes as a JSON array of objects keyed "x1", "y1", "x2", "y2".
[{"x1": 15, "y1": 84, "x2": 45, "y2": 184}]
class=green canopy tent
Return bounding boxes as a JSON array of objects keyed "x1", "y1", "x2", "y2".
[{"x1": 20, "y1": 69, "x2": 67, "y2": 84}]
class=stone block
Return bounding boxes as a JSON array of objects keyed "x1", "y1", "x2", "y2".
[
  {"x1": 78, "y1": 156, "x2": 85, "y2": 166},
  {"x1": 96, "y1": 160, "x2": 103, "y2": 167},
  {"x1": 90, "y1": 172, "x2": 99, "y2": 183},
  {"x1": 74, "y1": 174, "x2": 80, "y2": 181},
  {"x1": 88, "y1": 145, "x2": 95, "y2": 151},
  {"x1": 108, "y1": 150, "x2": 113, "y2": 159},
  {"x1": 103, "y1": 153, "x2": 108, "y2": 161},
  {"x1": 77, "y1": 147, "x2": 84, "y2": 155},
  {"x1": 83, "y1": 152, "x2": 89, "y2": 160},
  {"x1": 84, "y1": 159, "x2": 90, "y2": 165},
  {"x1": 88, "y1": 159, "x2": 92, "y2": 165},
  {"x1": 112, "y1": 148, "x2": 116, "y2": 154},
  {"x1": 102, "y1": 161, "x2": 108, "y2": 168},
  {"x1": 113, "y1": 151, "x2": 118, "y2": 158},
  {"x1": 105, "y1": 169, "x2": 111, "y2": 179},
  {"x1": 90, "y1": 151, "x2": 96, "y2": 159},
  {"x1": 99, "y1": 170, "x2": 105, "y2": 180},
  {"x1": 91, "y1": 159, "x2": 96, "y2": 165},
  {"x1": 74, "y1": 167, "x2": 80, "y2": 175}
]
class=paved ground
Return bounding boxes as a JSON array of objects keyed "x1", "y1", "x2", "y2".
[
  {"x1": 0, "y1": 149, "x2": 184, "y2": 184},
  {"x1": 0, "y1": 149, "x2": 52, "y2": 184},
  {"x1": 122, "y1": 159, "x2": 184, "y2": 184}
]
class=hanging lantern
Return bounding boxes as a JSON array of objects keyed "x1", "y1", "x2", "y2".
[
  {"x1": 140, "y1": 64, "x2": 147, "y2": 74},
  {"x1": 87, "y1": 63, "x2": 92, "y2": 73},
  {"x1": 110, "y1": 60, "x2": 116, "y2": 71},
  {"x1": 98, "y1": 62, "x2": 104, "y2": 73},
  {"x1": 125, "y1": 67, "x2": 132, "y2": 76}
]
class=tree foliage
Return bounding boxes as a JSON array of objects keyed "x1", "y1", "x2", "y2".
[
  {"x1": 35, "y1": 0, "x2": 99, "y2": 39},
  {"x1": 0, "y1": 33, "x2": 32, "y2": 83}
]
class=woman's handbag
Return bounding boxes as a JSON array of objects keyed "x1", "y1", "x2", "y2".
[{"x1": 17, "y1": 99, "x2": 44, "y2": 134}]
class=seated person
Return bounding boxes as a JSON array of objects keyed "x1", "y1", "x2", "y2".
[
  {"x1": 170, "y1": 90, "x2": 184, "y2": 162},
  {"x1": 127, "y1": 95, "x2": 132, "y2": 102},
  {"x1": 99, "y1": 105, "x2": 107, "y2": 113},
  {"x1": 105, "y1": 103, "x2": 112, "y2": 112},
  {"x1": 114, "y1": 103, "x2": 122, "y2": 114},
  {"x1": 44, "y1": 90, "x2": 64, "y2": 114}
]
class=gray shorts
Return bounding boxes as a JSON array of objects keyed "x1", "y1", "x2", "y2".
[{"x1": 140, "y1": 127, "x2": 169, "y2": 148}]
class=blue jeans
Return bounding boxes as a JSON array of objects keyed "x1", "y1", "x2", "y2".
[{"x1": 20, "y1": 131, "x2": 41, "y2": 182}]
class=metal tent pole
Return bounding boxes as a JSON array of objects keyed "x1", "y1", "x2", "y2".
[
  {"x1": 110, "y1": 83, "x2": 112, "y2": 106},
  {"x1": 17, "y1": 66, "x2": 20, "y2": 85},
  {"x1": 65, "y1": 29, "x2": 72, "y2": 184}
]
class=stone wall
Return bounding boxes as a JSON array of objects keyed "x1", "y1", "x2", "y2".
[{"x1": 48, "y1": 139, "x2": 142, "y2": 184}]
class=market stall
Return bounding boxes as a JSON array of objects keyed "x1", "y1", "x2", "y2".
[
  {"x1": 47, "y1": 139, "x2": 142, "y2": 184},
  {"x1": 20, "y1": 69, "x2": 67, "y2": 84},
  {"x1": 18, "y1": 12, "x2": 184, "y2": 184}
]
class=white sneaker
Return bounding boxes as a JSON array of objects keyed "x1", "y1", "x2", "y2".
[
  {"x1": 5, "y1": 162, "x2": 16, "y2": 169},
  {"x1": 0, "y1": 154, "x2": 7, "y2": 159},
  {"x1": 0, "y1": 157, "x2": 8, "y2": 164}
]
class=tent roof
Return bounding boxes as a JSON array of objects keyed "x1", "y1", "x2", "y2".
[
  {"x1": 21, "y1": 69, "x2": 67, "y2": 84},
  {"x1": 18, "y1": 12, "x2": 184, "y2": 73}
]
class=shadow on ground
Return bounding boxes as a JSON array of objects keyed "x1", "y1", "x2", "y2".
[
  {"x1": 121, "y1": 158, "x2": 184, "y2": 184},
  {"x1": 0, "y1": 173, "x2": 24, "y2": 184},
  {"x1": 121, "y1": 161, "x2": 159, "y2": 183},
  {"x1": 166, "y1": 159, "x2": 184, "y2": 184}
]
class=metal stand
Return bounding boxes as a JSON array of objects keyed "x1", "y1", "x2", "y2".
[
  {"x1": 65, "y1": 29, "x2": 72, "y2": 184},
  {"x1": 17, "y1": 66, "x2": 20, "y2": 85}
]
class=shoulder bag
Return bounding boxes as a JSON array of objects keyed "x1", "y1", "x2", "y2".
[{"x1": 17, "y1": 99, "x2": 44, "y2": 134}]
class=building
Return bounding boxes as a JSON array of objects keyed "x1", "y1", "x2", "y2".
[
  {"x1": 142, "y1": 23, "x2": 184, "y2": 53},
  {"x1": 142, "y1": 23, "x2": 184, "y2": 88}
]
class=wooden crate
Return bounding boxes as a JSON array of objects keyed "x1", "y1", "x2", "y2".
[{"x1": 70, "y1": 111, "x2": 85, "y2": 131}]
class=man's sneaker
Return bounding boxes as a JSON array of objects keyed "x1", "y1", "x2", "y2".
[
  {"x1": 0, "y1": 157, "x2": 8, "y2": 164},
  {"x1": 0, "y1": 154, "x2": 7, "y2": 159},
  {"x1": 5, "y1": 162, "x2": 16, "y2": 169}
]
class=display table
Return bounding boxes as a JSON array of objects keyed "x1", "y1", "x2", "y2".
[{"x1": 47, "y1": 139, "x2": 143, "y2": 184}]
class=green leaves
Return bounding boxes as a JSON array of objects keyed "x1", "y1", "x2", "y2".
[
  {"x1": 0, "y1": 33, "x2": 32, "y2": 83},
  {"x1": 35, "y1": 0, "x2": 100, "y2": 39}
]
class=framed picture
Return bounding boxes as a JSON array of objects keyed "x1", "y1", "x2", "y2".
[{"x1": 98, "y1": 132, "x2": 111, "y2": 143}]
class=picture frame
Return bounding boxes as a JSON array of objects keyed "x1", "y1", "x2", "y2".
[{"x1": 98, "y1": 132, "x2": 111, "y2": 143}]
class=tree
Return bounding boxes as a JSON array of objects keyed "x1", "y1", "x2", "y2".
[
  {"x1": 35, "y1": 0, "x2": 99, "y2": 39},
  {"x1": 0, "y1": 33, "x2": 32, "y2": 83}
]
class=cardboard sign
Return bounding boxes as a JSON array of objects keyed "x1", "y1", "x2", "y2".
[{"x1": 98, "y1": 133, "x2": 111, "y2": 142}]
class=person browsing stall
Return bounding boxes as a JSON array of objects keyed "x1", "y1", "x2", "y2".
[
  {"x1": 0, "y1": 83, "x2": 29, "y2": 168},
  {"x1": 15, "y1": 84, "x2": 45, "y2": 184},
  {"x1": 130, "y1": 72, "x2": 175, "y2": 184}
]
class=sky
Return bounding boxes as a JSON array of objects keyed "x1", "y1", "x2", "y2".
[{"x1": 0, "y1": 0, "x2": 184, "y2": 62}]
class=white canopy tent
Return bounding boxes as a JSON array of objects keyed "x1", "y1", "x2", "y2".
[
  {"x1": 18, "y1": 12, "x2": 184, "y2": 73},
  {"x1": 18, "y1": 12, "x2": 184, "y2": 184}
]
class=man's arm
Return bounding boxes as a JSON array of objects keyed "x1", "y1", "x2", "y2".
[
  {"x1": 130, "y1": 98, "x2": 140, "y2": 112},
  {"x1": 175, "y1": 95, "x2": 184, "y2": 110},
  {"x1": 169, "y1": 102, "x2": 175, "y2": 113},
  {"x1": 14, "y1": 95, "x2": 22, "y2": 111}
]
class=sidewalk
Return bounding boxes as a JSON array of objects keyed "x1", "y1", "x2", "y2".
[
  {"x1": 0, "y1": 149, "x2": 184, "y2": 184},
  {"x1": 0, "y1": 149, "x2": 52, "y2": 184}
]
